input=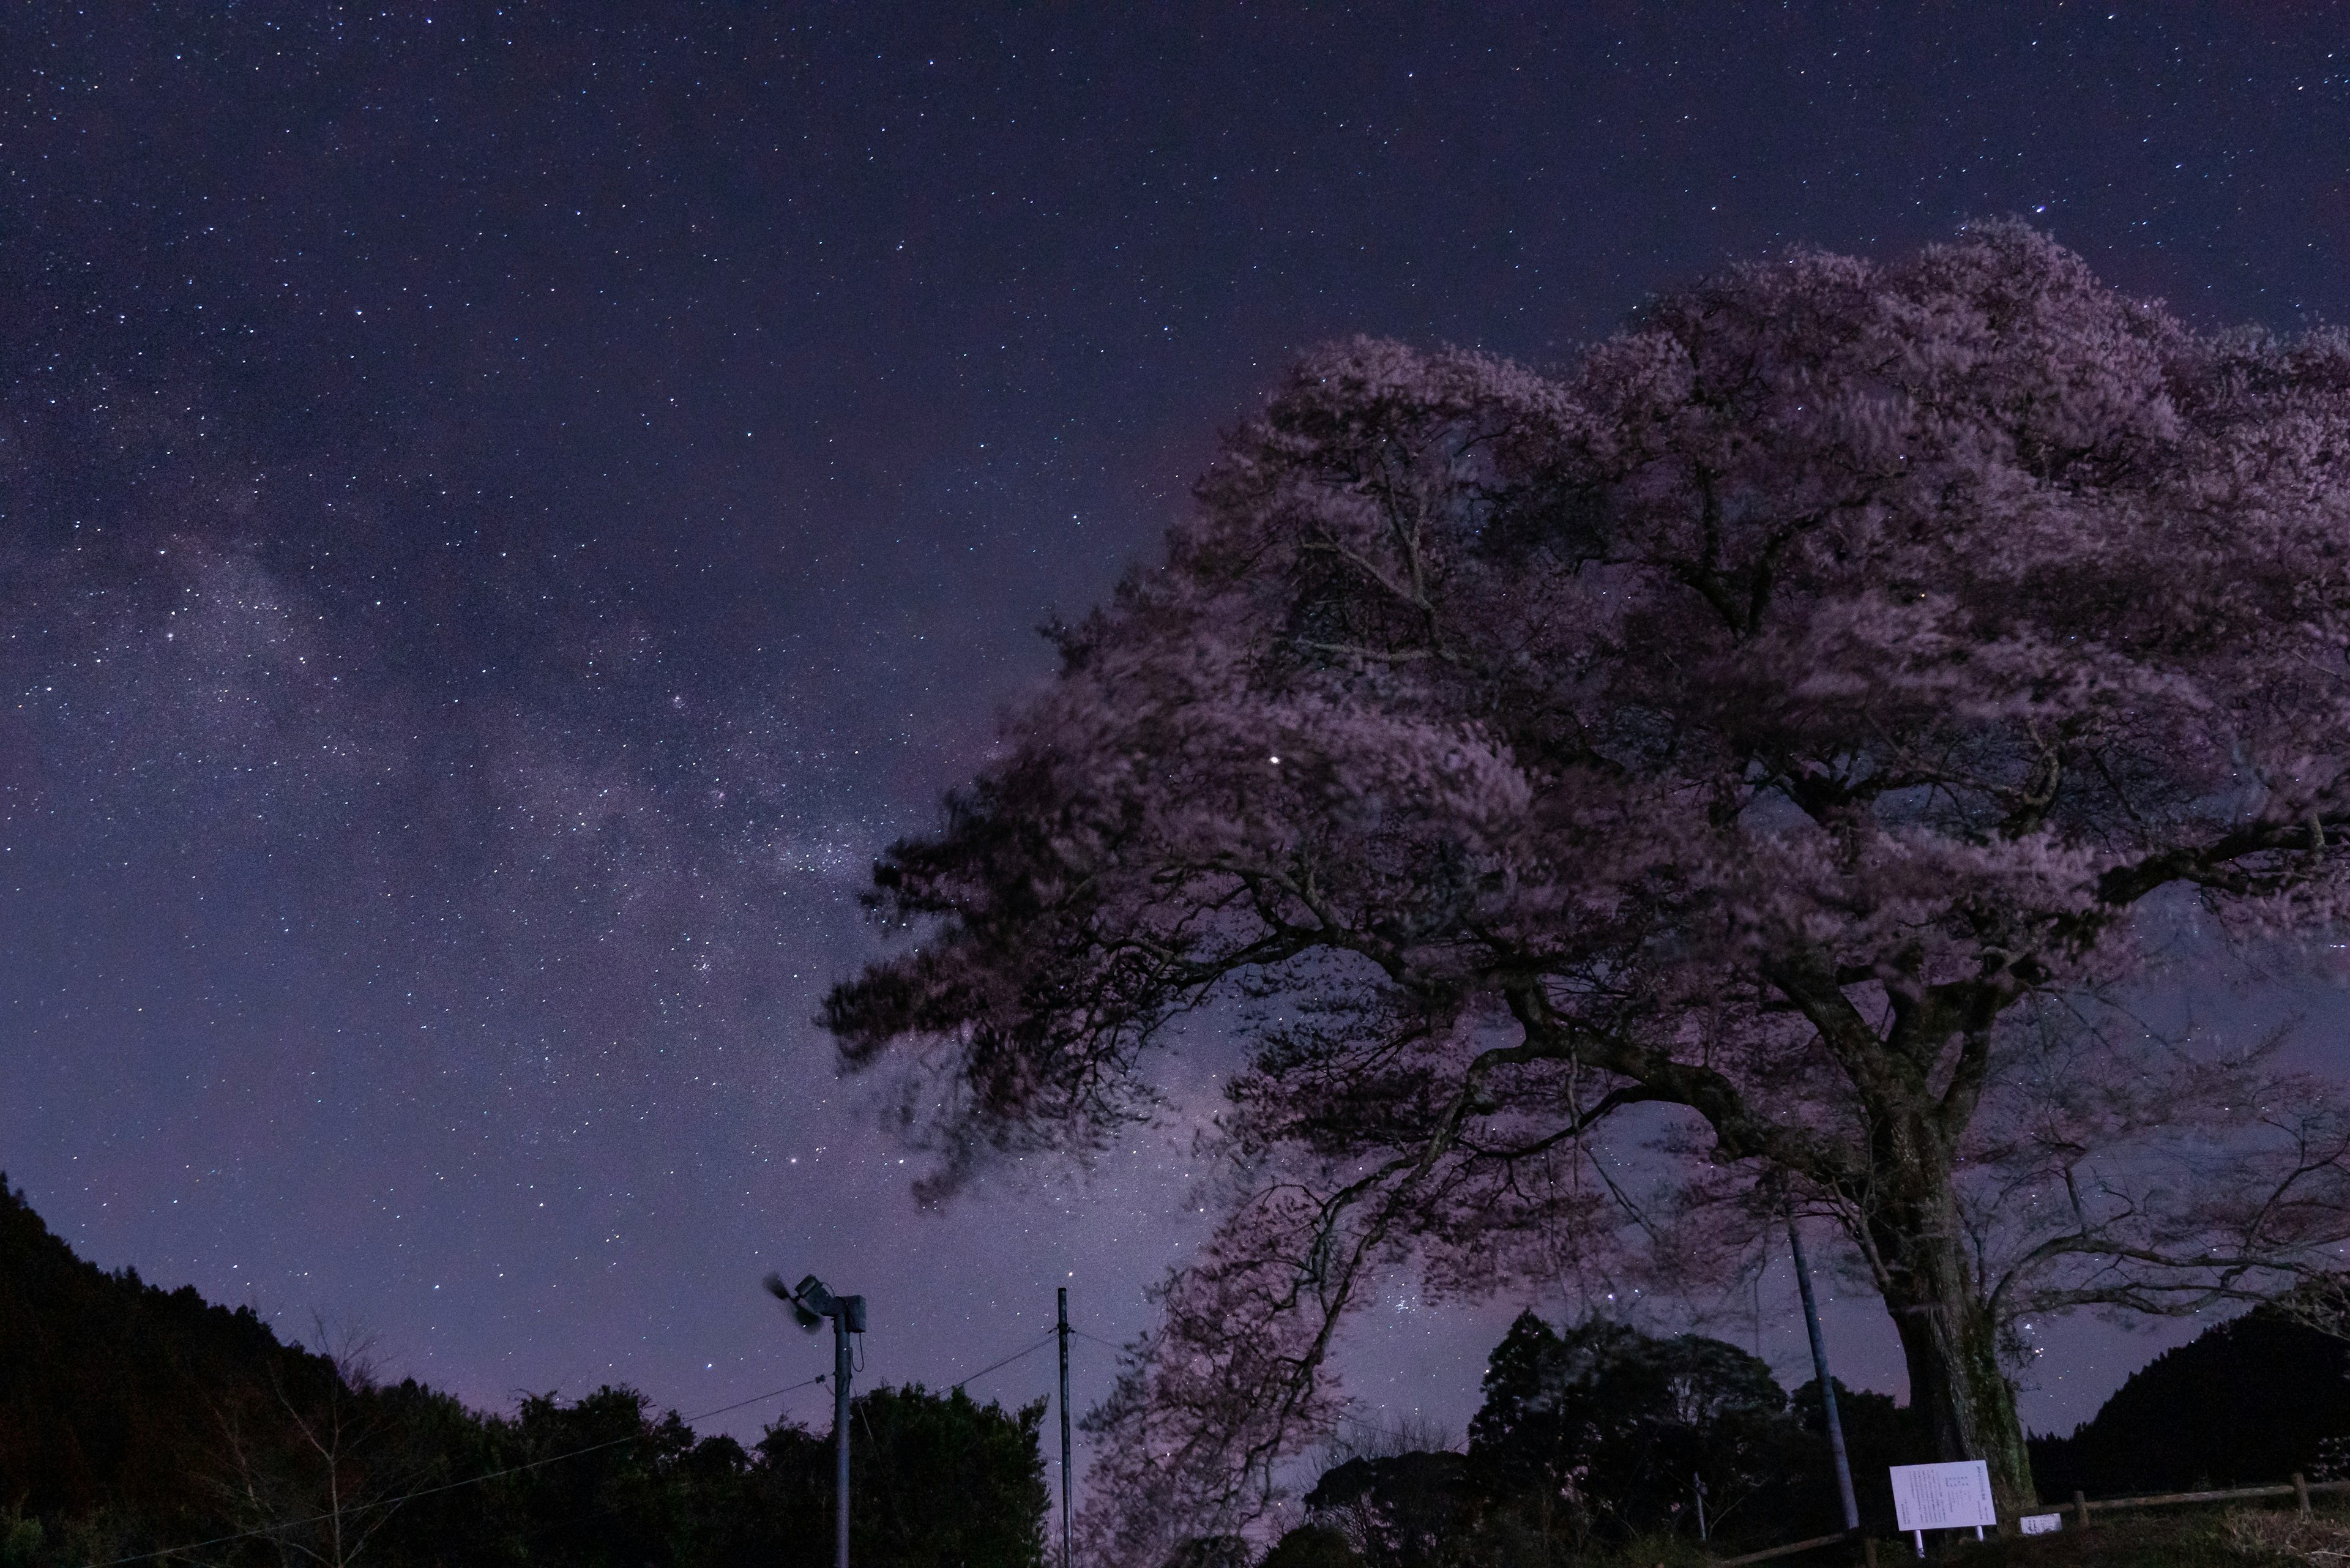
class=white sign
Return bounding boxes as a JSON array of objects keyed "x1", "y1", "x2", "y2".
[
  {"x1": 2020, "y1": 1514, "x2": 2062, "y2": 1536},
  {"x1": 1889, "y1": 1461, "x2": 1997, "y2": 1531}
]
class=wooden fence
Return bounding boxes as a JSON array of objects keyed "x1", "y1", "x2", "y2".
[{"x1": 1712, "y1": 1474, "x2": 2350, "y2": 1566}]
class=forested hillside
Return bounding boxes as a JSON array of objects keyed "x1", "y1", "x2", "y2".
[
  {"x1": 0, "y1": 1179, "x2": 1046, "y2": 1568},
  {"x1": 2029, "y1": 1310, "x2": 2350, "y2": 1497},
  {"x1": 0, "y1": 1174, "x2": 346, "y2": 1536}
]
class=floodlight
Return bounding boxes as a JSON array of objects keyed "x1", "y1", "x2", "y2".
[
  {"x1": 796, "y1": 1274, "x2": 838, "y2": 1317},
  {"x1": 763, "y1": 1268, "x2": 868, "y2": 1568},
  {"x1": 761, "y1": 1271, "x2": 826, "y2": 1333}
]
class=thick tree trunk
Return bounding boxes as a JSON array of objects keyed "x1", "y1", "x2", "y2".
[{"x1": 1860, "y1": 1132, "x2": 2038, "y2": 1519}]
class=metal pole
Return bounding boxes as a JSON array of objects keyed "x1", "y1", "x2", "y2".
[
  {"x1": 835, "y1": 1310, "x2": 852, "y2": 1568},
  {"x1": 1787, "y1": 1211, "x2": 1860, "y2": 1532},
  {"x1": 1058, "y1": 1287, "x2": 1073, "y2": 1568}
]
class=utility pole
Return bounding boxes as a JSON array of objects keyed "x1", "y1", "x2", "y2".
[
  {"x1": 1786, "y1": 1212, "x2": 1860, "y2": 1532},
  {"x1": 1058, "y1": 1287, "x2": 1074, "y2": 1568},
  {"x1": 766, "y1": 1273, "x2": 867, "y2": 1568}
]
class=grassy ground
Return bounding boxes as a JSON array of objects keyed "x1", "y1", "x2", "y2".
[
  {"x1": 1489, "y1": 1501, "x2": 2350, "y2": 1567},
  {"x1": 1693, "y1": 1500, "x2": 2350, "y2": 1567},
  {"x1": 1944, "y1": 1510, "x2": 2270, "y2": 1566},
  {"x1": 1945, "y1": 1503, "x2": 2350, "y2": 1567}
]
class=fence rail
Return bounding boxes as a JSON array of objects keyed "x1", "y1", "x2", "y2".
[
  {"x1": 1711, "y1": 1474, "x2": 2350, "y2": 1566},
  {"x1": 1715, "y1": 1527, "x2": 1863, "y2": 1566}
]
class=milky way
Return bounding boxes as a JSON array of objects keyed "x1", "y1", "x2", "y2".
[{"x1": 3, "y1": 4, "x2": 2345, "y2": 1499}]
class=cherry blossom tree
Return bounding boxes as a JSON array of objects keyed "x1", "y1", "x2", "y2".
[
  {"x1": 824, "y1": 223, "x2": 2350, "y2": 1546},
  {"x1": 2271, "y1": 1269, "x2": 2350, "y2": 1343}
]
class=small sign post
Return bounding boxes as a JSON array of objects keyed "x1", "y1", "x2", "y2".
[{"x1": 1888, "y1": 1461, "x2": 1997, "y2": 1558}]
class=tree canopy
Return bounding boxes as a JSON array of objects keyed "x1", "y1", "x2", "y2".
[
  {"x1": 1467, "y1": 1313, "x2": 1792, "y2": 1543},
  {"x1": 825, "y1": 223, "x2": 2350, "y2": 1550},
  {"x1": 1272, "y1": 1311, "x2": 1897, "y2": 1566}
]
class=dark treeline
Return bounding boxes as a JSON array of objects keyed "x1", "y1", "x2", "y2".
[
  {"x1": 1245, "y1": 1312, "x2": 1934, "y2": 1568},
  {"x1": 1248, "y1": 1304, "x2": 2350, "y2": 1568},
  {"x1": 0, "y1": 1179, "x2": 1046, "y2": 1568},
  {"x1": 16, "y1": 1168, "x2": 2349, "y2": 1568}
]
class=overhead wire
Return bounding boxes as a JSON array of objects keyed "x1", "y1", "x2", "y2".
[
  {"x1": 86, "y1": 1312, "x2": 1099, "y2": 1566},
  {"x1": 947, "y1": 1329, "x2": 1058, "y2": 1393}
]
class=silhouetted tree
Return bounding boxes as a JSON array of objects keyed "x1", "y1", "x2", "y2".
[
  {"x1": 209, "y1": 1329, "x2": 422, "y2": 1568},
  {"x1": 501, "y1": 1387, "x2": 696, "y2": 1568},
  {"x1": 823, "y1": 224, "x2": 2350, "y2": 1550},
  {"x1": 846, "y1": 1384, "x2": 1050, "y2": 1568},
  {"x1": 1160, "y1": 1536, "x2": 1253, "y2": 1568},
  {"x1": 1305, "y1": 1450, "x2": 1478, "y2": 1568},
  {"x1": 1259, "y1": 1523, "x2": 1362, "y2": 1568},
  {"x1": 1466, "y1": 1314, "x2": 1799, "y2": 1547}
]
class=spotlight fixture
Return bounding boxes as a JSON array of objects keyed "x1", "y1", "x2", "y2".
[{"x1": 764, "y1": 1272, "x2": 866, "y2": 1568}]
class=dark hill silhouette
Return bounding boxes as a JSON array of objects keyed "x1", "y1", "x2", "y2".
[
  {"x1": 0, "y1": 1176, "x2": 1048, "y2": 1568},
  {"x1": 2029, "y1": 1311, "x2": 2350, "y2": 1497},
  {"x1": 0, "y1": 1171, "x2": 340, "y2": 1534}
]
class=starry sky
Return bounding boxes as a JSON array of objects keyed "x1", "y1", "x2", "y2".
[{"x1": 3, "y1": 0, "x2": 2347, "y2": 1495}]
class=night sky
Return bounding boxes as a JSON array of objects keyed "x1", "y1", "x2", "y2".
[{"x1": 4, "y1": 0, "x2": 2347, "y2": 1496}]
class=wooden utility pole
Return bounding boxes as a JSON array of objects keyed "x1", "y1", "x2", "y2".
[{"x1": 1058, "y1": 1287, "x2": 1074, "y2": 1568}]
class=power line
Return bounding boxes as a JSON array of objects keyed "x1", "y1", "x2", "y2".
[
  {"x1": 82, "y1": 1375, "x2": 830, "y2": 1568},
  {"x1": 948, "y1": 1330, "x2": 1058, "y2": 1393},
  {"x1": 680, "y1": 1377, "x2": 834, "y2": 1427}
]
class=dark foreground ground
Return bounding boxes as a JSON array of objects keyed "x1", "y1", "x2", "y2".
[
  {"x1": 1556, "y1": 1498, "x2": 2350, "y2": 1567},
  {"x1": 1949, "y1": 1503, "x2": 2350, "y2": 1567},
  {"x1": 1726, "y1": 1499, "x2": 2350, "y2": 1567}
]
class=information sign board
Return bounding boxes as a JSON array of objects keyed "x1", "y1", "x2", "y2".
[
  {"x1": 2020, "y1": 1514, "x2": 2061, "y2": 1536},
  {"x1": 1888, "y1": 1461, "x2": 1997, "y2": 1531}
]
